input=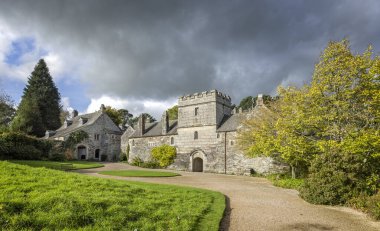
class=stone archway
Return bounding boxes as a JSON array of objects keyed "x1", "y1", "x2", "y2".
[
  {"x1": 77, "y1": 146, "x2": 87, "y2": 160},
  {"x1": 190, "y1": 150, "x2": 206, "y2": 172},
  {"x1": 193, "y1": 157, "x2": 203, "y2": 172}
]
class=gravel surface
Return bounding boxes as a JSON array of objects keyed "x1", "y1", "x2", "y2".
[{"x1": 77, "y1": 163, "x2": 380, "y2": 231}]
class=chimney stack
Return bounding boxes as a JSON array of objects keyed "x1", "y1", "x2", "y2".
[
  {"x1": 72, "y1": 109, "x2": 78, "y2": 118},
  {"x1": 138, "y1": 114, "x2": 146, "y2": 135},
  {"x1": 100, "y1": 104, "x2": 106, "y2": 112},
  {"x1": 257, "y1": 94, "x2": 264, "y2": 107},
  {"x1": 162, "y1": 111, "x2": 169, "y2": 135}
]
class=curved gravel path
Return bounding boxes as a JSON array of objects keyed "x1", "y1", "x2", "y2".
[{"x1": 77, "y1": 163, "x2": 380, "y2": 231}]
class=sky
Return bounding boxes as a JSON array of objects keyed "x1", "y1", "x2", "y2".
[{"x1": 0, "y1": 0, "x2": 379, "y2": 119}]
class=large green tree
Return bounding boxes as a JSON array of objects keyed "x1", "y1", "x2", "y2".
[
  {"x1": 238, "y1": 39, "x2": 380, "y2": 187},
  {"x1": 104, "y1": 106, "x2": 133, "y2": 127},
  {"x1": 11, "y1": 59, "x2": 61, "y2": 137}
]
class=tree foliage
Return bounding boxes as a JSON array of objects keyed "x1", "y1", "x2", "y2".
[
  {"x1": 11, "y1": 59, "x2": 61, "y2": 137},
  {"x1": 238, "y1": 95, "x2": 276, "y2": 111},
  {"x1": 104, "y1": 106, "x2": 133, "y2": 127},
  {"x1": 238, "y1": 39, "x2": 380, "y2": 204},
  {"x1": 0, "y1": 90, "x2": 15, "y2": 127},
  {"x1": 167, "y1": 105, "x2": 178, "y2": 120},
  {"x1": 151, "y1": 144, "x2": 177, "y2": 167}
]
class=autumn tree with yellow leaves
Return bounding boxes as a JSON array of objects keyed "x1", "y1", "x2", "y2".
[{"x1": 238, "y1": 40, "x2": 380, "y2": 205}]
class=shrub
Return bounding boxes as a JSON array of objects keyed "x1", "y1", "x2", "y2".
[
  {"x1": 267, "y1": 174, "x2": 304, "y2": 190},
  {"x1": 300, "y1": 151, "x2": 380, "y2": 205},
  {"x1": 349, "y1": 192, "x2": 380, "y2": 220},
  {"x1": 141, "y1": 160, "x2": 160, "y2": 169},
  {"x1": 151, "y1": 144, "x2": 176, "y2": 167},
  {"x1": 131, "y1": 157, "x2": 144, "y2": 167},
  {"x1": 0, "y1": 132, "x2": 52, "y2": 160}
]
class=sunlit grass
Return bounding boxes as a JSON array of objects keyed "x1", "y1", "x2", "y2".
[
  {"x1": 0, "y1": 161, "x2": 225, "y2": 230},
  {"x1": 10, "y1": 160, "x2": 104, "y2": 170}
]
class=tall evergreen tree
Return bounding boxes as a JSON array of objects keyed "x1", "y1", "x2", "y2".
[{"x1": 11, "y1": 59, "x2": 61, "y2": 137}]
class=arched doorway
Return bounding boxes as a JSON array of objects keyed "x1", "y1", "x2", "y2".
[
  {"x1": 77, "y1": 146, "x2": 87, "y2": 160},
  {"x1": 193, "y1": 157, "x2": 203, "y2": 172},
  {"x1": 190, "y1": 150, "x2": 206, "y2": 172}
]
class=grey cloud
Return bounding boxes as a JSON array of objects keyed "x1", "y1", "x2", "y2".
[{"x1": 1, "y1": 0, "x2": 380, "y2": 106}]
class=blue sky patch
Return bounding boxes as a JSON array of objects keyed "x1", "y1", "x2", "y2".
[{"x1": 4, "y1": 37, "x2": 38, "y2": 66}]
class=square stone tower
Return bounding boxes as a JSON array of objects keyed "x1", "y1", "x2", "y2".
[
  {"x1": 177, "y1": 89, "x2": 233, "y2": 128},
  {"x1": 175, "y1": 90, "x2": 233, "y2": 170}
]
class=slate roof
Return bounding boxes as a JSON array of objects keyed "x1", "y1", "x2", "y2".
[
  {"x1": 49, "y1": 111, "x2": 105, "y2": 138},
  {"x1": 217, "y1": 113, "x2": 247, "y2": 132},
  {"x1": 130, "y1": 120, "x2": 178, "y2": 138}
]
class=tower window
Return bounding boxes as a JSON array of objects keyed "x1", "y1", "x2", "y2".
[
  {"x1": 217, "y1": 133, "x2": 220, "y2": 138},
  {"x1": 171, "y1": 137, "x2": 174, "y2": 145},
  {"x1": 195, "y1": 107, "x2": 199, "y2": 116},
  {"x1": 194, "y1": 131, "x2": 198, "y2": 140},
  {"x1": 94, "y1": 134, "x2": 100, "y2": 140}
]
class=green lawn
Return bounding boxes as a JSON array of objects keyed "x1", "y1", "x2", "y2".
[
  {"x1": 99, "y1": 170, "x2": 181, "y2": 177},
  {"x1": 10, "y1": 160, "x2": 104, "y2": 170},
  {"x1": 0, "y1": 161, "x2": 225, "y2": 230}
]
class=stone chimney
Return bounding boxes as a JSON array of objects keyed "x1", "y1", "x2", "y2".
[
  {"x1": 100, "y1": 104, "x2": 106, "y2": 112},
  {"x1": 256, "y1": 94, "x2": 264, "y2": 107},
  {"x1": 161, "y1": 111, "x2": 169, "y2": 135},
  {"x1": 232, "y1": 107, "x2": 237, "y2": 114},
  {"x1": 72, "y1": 109, "x2": 78, "y2": 118},
  {"x1": 238, "y1": 107, "x2": 243, "y2": 113},
  {"x1": 138, "y1": 114, "x2": 146, "y2": 135}
]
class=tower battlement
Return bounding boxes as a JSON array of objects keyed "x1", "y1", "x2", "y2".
[{"x1": 178, "y1": 89, "x2": 231, "y2": 106}]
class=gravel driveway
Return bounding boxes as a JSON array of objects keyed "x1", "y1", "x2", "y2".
[{"x1": 77, "y1": 163, "x2": 380, "y2": 231}]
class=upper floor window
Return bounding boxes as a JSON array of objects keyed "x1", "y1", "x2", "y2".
[
  {"x1": 131, "y1": 139, "x2": 135, "y2": 146},
  {"x1": 217, "y1": 133, "x2": 220, "y2": 138},
  {"x1": 195, "y1": 107, "x2": 199, "y2": 116},
  {"x1": 171, "y1": 137, "x2": 174, "y2": 145},
  {"x1": 230, "y1": 140, "x2": 234, "y2": 146},
  {"x1": 94, "y1": 134, "x2": 100, "y2": 140},
  {"x1": 194, "y1": 131, "x2": 198, "y2": 140}
]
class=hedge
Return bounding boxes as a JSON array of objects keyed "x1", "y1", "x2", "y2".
[{"x1": 0, "y1": 132, "x2": 52, "y2": 160}]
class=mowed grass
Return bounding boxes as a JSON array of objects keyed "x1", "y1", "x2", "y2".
[
  {"x1": 99, "y1": 170, "x2": 181, "y2": 177},
  {"x1": 0, "y1": 161, "x2": 225, "y2": 230},
  {"x1": 10, "y1": 160, "x2": 104, "y2": 170}
]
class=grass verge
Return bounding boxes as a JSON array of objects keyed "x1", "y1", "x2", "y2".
[
  {"x1": 99, "y1": 170, "x2": 180, "y2": 177},
  {"x1": 267, "y1": 174, "x2": 304, "y2": 190},
  {"x1": 0, "y1": 161, "x2": 225, "y2": 230},
  {"x1": 10, "y1": 160, "x2": 104, "y2": 170}
]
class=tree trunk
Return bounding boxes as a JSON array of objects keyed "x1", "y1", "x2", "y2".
[{"x1": 291, "y1": 165, "x2": 296, "y2": 179}]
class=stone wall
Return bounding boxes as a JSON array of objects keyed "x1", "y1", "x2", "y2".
[{"x1": 129, "y1": 135, "x2": 174, "y2": 162}]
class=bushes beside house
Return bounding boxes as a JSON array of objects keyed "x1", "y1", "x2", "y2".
[
  {"x1": 151, "y1": 144, "x2": 176, "y2": 167},
  {"x1": 0, "y1": 132, "x2": 52, "y2": 160},
  {"x1": 130, "y1": 145, "x2": 176, "y2": 169}
]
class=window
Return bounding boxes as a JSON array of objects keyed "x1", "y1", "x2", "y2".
[
  {"x1": 131, "y1": 139, "x2": 135, "y2": 146},
  {"x1": 230, "y1": 140, "x2": 234, "y2": 146},
  {"x1": 194, "y1": 131, "x2": 198, "y2": 140},
  {"x1": 94, "y1": 134, "x2": 100, "y2": 140},
  {"x1": 217, "y1": 133, "x2": 220, "y2": 138},
  {"x1": 195, "y1": 107, "x2": 199, "y2": 116},
  {"x1": 171, "y1": 137, "x2": 174, "y2": 145}
]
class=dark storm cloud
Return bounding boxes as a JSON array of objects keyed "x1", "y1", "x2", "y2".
[{"x1": 0, "y1": 0, "x2": 379, "y2": 104}]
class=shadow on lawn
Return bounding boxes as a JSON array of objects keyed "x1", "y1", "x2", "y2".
[{"x1": 219, "y1": 195, "x2": 231, "y2": 231}]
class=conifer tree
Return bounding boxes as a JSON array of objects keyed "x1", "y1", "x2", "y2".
[{"x1": 11, "y1": 59, "x2": 61, "y2": 137}]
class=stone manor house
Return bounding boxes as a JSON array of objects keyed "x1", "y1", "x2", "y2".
[
  {"x1": 46, "y1": 89, "x2": 286, "y2": 175},
  {"x1": 45, "y1": 105, "x2": 122, "y2": 161},
  {"x1": 127, "y1": 90, "x2": 286, "y2": 175}
]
